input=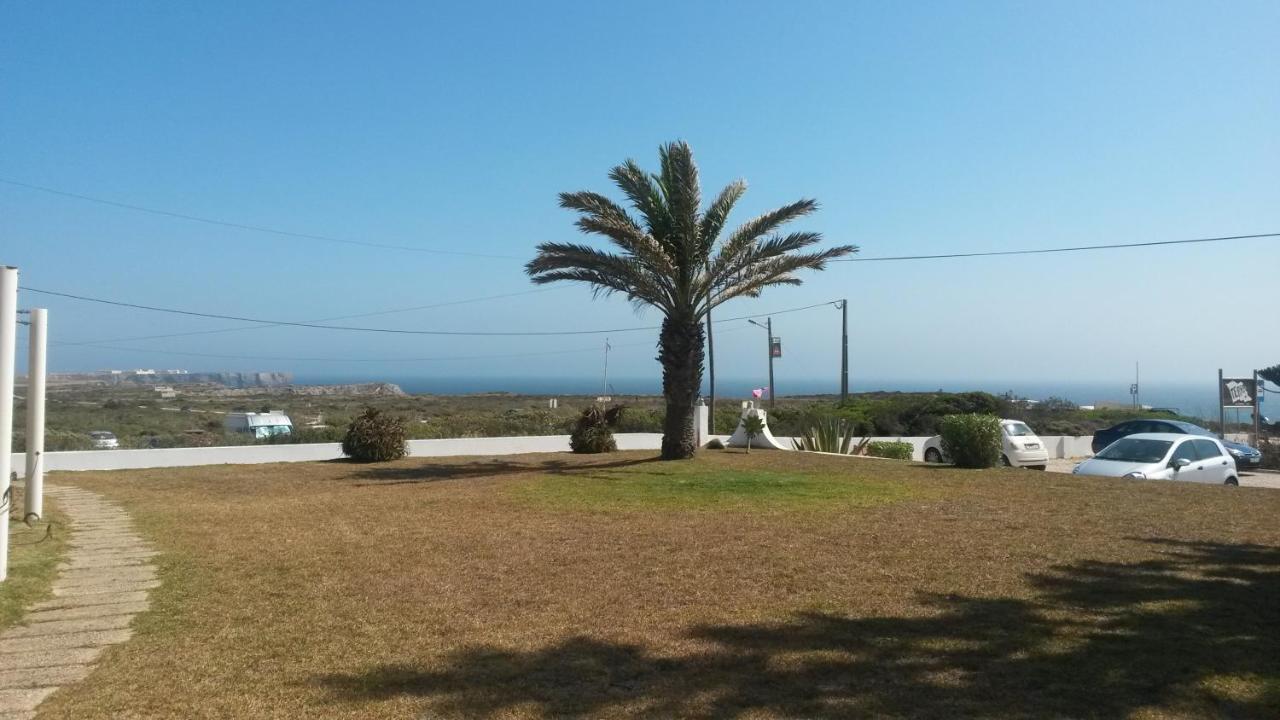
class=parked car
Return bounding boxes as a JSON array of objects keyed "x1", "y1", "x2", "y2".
[
  {"x1": 1090, "y1": 418, "x2": 1262, "y2": 467},
  {"x1": 923, "y1": 419, "x2": 1049, "y2": 469},
  {"x1": 88, "y1": 431, "x2": 119, "y2": 449},
  {"x1": 1074, "y1": 433, "x2": 1238, "y2": 485}
]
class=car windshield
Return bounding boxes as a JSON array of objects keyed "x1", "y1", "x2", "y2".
[
  {"x1": 1003, "y1": 422, "x2": 1035, "y2": 437},
  {"x1": 1097, "y1": 438, "x2": 1172, "y2": 463}
]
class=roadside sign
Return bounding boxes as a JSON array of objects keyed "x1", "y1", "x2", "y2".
[
  {"x1": 1221, "y1": 378, "x2": 1257, "y2": 408},
  {"x1": 770, "y1": 338, "x2": 782, "y2": 358}
]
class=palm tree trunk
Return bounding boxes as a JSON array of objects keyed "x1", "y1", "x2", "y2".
[{"x1": 658, "y1": 314, "x2": 705, "y2": 460}]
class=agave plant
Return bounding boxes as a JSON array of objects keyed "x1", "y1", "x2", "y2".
[
  {"x1": 792, "y1": 417, "x2": 865, "y2": 455},
  {"x1": 527, "y1": 142, "x2": 857, "y2": 459}
]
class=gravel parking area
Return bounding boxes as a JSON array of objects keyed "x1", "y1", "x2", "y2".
[{"x1": 1046, "y1": 458, "x2": 1280, "y2": 489}]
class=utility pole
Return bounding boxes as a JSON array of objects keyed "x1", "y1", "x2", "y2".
[
  {"x1": 25, "y1": 308, "x2": 46, "y2": 523},
  {"x1": 767, "y1": 316, "x2": 775, "y2": 409},
  {"x1": 0, "y1": 266, "x2": 19, "y2": 582},
  {"x1": 706, "y1": 302, "x2": 715, "y2": 434},
  {"x1": 600, "y1": 338, "x2": 610, "y2": 398},
  {"x1": 705, "y1": 263, "x2": 715, "y2": 435},
  {"x1": 1218, "y1": 368, "x2": 1225, "y2": 439},
  {"x1": 1254, "y1": 369, "x2": 1261, "y2": 448},
  {"x1": 838, "y1": 299, "x2": 848, "y2": 404}
]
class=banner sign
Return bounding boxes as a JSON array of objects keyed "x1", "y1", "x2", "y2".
[
  {"x1": 770, "y1": 338, "x2": 782, "y2": 358},
  {"x1": 1221, "y1": 378, "x2": 1257, "y2": 408}
]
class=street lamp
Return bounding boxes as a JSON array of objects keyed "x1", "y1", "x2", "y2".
[
  {"x1": 747, "y1": 317, "x2": 777, "y2": 409},
  {"x1": 834, "y1": 299, "x2": 848, "y2": 404}
]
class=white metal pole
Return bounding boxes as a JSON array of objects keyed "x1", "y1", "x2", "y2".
[
  {"x1": 0, "y1": 266, "x2": 19, "y2": 582},
  {"x1": 24, "y1": 308, "x2": 46, "y2": 522}
]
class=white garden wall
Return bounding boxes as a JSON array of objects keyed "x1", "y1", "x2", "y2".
[{"x1": 10, "y1": 432, "x2": 1094, "y2": 476}]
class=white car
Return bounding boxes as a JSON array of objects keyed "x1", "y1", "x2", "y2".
[
  {"x1": 88, "y1": 431, "x2": 119, "y2": 449},
  {"x1": 1073, "y1": 433, "x2": 1239, "y2": 485},
  {"x1": 922, "y1": 419, "x2": 1049, "y2": 469}
]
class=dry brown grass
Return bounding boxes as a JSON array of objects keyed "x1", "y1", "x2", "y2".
[{"x1": 34, "y1": 451, "x2": 1280, "y2": 719}]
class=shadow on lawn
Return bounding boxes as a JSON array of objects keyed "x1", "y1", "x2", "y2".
[
  {"x1": 314, "y1": 538, "x2": 1280, "y2": 718},
  {"x1": 350, "y1": 456, "x2": 664, "y2": 487}
]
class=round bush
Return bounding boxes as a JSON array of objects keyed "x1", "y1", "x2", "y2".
[
  {"x1": 342, "y1": 408, "x2": 408, "y2": 462},
  {"x1": 866, "y1": 440, "x2": 913, "y2": 460},
  {"x1": 939, "y1": 414, "x2": 1002, "y2": 468}
]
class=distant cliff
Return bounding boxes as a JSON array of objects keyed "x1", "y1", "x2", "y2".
[{"x1": 121, "y1": 372, "x2": 294, "y2": 388}]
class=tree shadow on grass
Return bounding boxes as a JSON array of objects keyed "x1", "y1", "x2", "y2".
[
  {"x1": 350, "y1": 456, "x2": 665, "y2": 487},
  {"x1": 312, "y1": 538, "x2": 1280, "y2": 718}
]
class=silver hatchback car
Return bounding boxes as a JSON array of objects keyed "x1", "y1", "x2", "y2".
[{"x1": 1073, "y1": 433, "x2": 1238, "y2": 485}]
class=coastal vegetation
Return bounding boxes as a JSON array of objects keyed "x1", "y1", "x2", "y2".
[
  {"x1": 12, "y1": 385, "x2": 1234, "y2": 452},
  {"x1": 526, "y1": 141, "x2": 855, "y2": 459}
]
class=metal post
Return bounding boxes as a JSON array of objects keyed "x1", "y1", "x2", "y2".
[
  {"x1": 767, "y1": 317, "x2": 775, "y2": 410},
  {"x1": 840, "y1": 299, "x2": 848, "y2": 404},
  {"x1": 0, "y1": 266, "x2": 19, "y2": 582},
  {"x1": 1218, "y1": 368, "x2": 1225, "y2": 439},
  {"x1": 24, "y1": 308, "x2": 46, "y2": 522},
  {"x1": 1254, "y1": 369, "x2": 1261, "y2": 448},
  {"x1": 600, "y1": 338, "x2": 609, "y2": 398},
  {"x1": 706, "y1": 303, "x2": 715, "y2": 435}
]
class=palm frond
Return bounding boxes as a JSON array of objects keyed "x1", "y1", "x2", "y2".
[
  {"x1": 608, "y1": 161, "x2": 672, "y2": 243},
  {"x1": 699, "y1": 180, "x2": 747, "y2": 255}
]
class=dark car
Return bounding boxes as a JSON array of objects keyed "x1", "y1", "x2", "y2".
[{"x1": 1091, "y1": 419, "x2": 1263, "y2": 467}]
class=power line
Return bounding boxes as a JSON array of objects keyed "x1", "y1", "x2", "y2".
[
  {"x1": 0, "y1": 177, "x2": 526, "y2": 260},
  {"x1": 837, "y1": 232, "x2": 1280, "y2": 262},
  {"x1": 22, "y1": 285, "x2": 835, "y2": 337},
  {"x1": 55, "y1": 325, "x2": 758, "y2": 363},
  {"x1": 58, "y1": 286, "x2": 564, "y2": 346}
]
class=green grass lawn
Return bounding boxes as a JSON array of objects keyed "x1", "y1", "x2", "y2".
[
  {"x1": 30, "y1": 450, "x2": 1280, "y2": 719},
  {"x1": 509, "y1": 458, "x2": 915, "y2": 510},
  {"x1": 0, "y1": 486, "x2": 68, "y2": 630}
]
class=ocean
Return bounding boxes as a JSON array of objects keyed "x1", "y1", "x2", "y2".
[{"x1": 294, "y1": 374, "x2": 1257, "y2": 421}]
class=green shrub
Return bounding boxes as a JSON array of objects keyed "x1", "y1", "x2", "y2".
[
  {"x1": 705, "y1": 437, "x2": 725, "y2": 450},
  {"x1": 939, "y1": 414, "x2": 1002, "y2": 468},
  {"x1": 866, "y1": 441, "x2": 913, "y2": 460},
  {"x1": 342, "y1": 408, "x2": 407, "y2": 462},
  {"x1": 570, "y1": 405, "x2": 624, "y2": 454}
]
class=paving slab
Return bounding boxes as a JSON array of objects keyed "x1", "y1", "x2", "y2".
[
  {"x1": 0, "y1": 664, "x2": 92, "y2": 689},
  {"x1": 30, "y1": 591, "x2": 150, "y2": 612},
  {"x1": 5, "y1": 615, "x2": 134, "y2": 639},
  {"x1": 24, "y1": 601, "x2": 150, "y2": 623},
  {"x1": 56, "y1": 566, "x2": 157, "y2": 585},
  {"x1": 0, "y1": 648, "x2": 104, "y2": 672},
  {"x1": 51, "y1": 579, "x2": 160, "y2": 597},
  {"x1": 0, "y1": 629, "x2": 134, "y2": 655},
  {"x1": 0, "y1": 688, "x2": 56, "y2": 714}
]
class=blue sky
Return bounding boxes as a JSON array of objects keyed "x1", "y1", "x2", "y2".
[{"x1": 2, "y1": 1, "x2": 1278, "y2": 398}]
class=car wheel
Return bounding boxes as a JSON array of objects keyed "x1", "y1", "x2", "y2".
[
  {"x1": 1225, "y1": 476, "x2": 1239, "y2": 486},
  {"x1": 1030, "y1": 465, "x2": 1047, "y2": 471},
  {"x1": 924, "y1": 448, "x2": 943, "y2": 464},
  {"x1": 1001, "y1": 454, "x2": 1012, "y2": 467}
]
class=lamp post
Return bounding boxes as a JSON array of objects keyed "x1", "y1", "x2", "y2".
[
  {"x1": 835, "y1": 299, "x2": 848, "y2": 404},
  {"x1": 747, "y1": 317, "x2": 776, "y2": 409}
]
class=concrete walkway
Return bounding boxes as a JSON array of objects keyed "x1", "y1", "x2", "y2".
[{"x1": 0, "y1": 485, "x2": 156, "y2": 719}]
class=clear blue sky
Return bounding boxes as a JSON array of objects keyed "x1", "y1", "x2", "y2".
[{"x1": 3, "y1": 1, "x2": 1278, "y2": 397}]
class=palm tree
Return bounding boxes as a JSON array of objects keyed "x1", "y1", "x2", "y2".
[{"x1": 526, "y1": 142, "x2": 857, "y2": 459}]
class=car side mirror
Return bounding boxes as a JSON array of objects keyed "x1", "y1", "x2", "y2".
[{"x1": 1171, "y1": 458, "x2": 1191, "y2": 470}]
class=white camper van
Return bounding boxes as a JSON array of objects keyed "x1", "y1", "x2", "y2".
[{"x1": 224, "y1": 411, "x2": 293, "y2": 439}]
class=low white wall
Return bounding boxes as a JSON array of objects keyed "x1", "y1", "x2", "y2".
[
  {"x1": 11, "y1": 433, "x2": 668, "y2": 476},
  {"x1": 11, "y1": 432, "x2": 1092, "y2": 476}
]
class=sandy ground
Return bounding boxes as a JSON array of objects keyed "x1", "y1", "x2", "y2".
[{"x1": 1046, "y1": 458, "x2": 1280, "y2": 489}]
